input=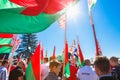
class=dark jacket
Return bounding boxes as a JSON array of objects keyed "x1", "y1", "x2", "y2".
[
  {"x1": 111, "y1": 66, "x2": 120, "y2": 80},
  {"x1": 45, "y1": 72, "x2": 58, "y2": 80},
  {"x1": 99, "y1": 76, "x2": 116, "y2": 80}
]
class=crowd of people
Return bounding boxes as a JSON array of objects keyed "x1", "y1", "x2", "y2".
[{"x1": 0, "y1": 56, "x2": 120, "y2": 80}]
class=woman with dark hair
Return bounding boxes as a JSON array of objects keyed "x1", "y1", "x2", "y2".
[{"x1": 9, "y1": 61, "x2": 24, "y2": 80}]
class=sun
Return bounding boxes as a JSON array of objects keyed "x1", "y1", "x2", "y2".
[{"x1": 66, "y1": 4, "x2": 80, "y2": 21}]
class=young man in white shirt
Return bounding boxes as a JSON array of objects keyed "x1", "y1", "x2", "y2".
[{"x1": 77, "y1": 59, "x2": 99, "y2": 80}]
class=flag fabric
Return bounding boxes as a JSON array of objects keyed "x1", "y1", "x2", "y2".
[
  {"x1": 0, "y1": 34, "x2": 13, "y2": 54},
  {"x1": 0, "y1": 34, "x2": 13, "y2": 38},
  {"x1": 52, "y1": 46, "x2": 56, "y2": 60},
  {"x1": 78, "y1": 43, "x2": 84, "y2": 67},
  {"x1": 88, "y1": 0, "x2": 97, "y2": 12},
  {"x1": 58, "y1": 14, "x2": 66, "y2": 30},
  {"x1": 64, "y1": 41, "x2": 70, "y2": 78},
  {"x1": 0, "y1": 0, "x2": 79, "y2": 34},
  {"x1": 26, "y1": 62, "x2": 36, "y2": 80},
  {"x1": 26, "y1": 44, "x2": 41, "y2": 80}
]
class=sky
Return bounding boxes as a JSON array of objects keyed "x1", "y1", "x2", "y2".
[{"x1": 37, "y1": 0, "x2": 120, "y2": 59}]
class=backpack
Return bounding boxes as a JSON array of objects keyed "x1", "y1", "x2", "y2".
[{"x1": 111, "y1": 66, "x2": 120, "y2": 80}]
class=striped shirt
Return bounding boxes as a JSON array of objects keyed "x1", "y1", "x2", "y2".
[{"x1": 0, "y1": 66, "x2": 7, "y2": 80}]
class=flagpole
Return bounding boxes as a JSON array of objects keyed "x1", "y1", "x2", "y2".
[
  {"x1": 90, "y1": 11, "x2": 102, "y2": 56},
  {"x1": 62, "y1": 13, "x2": 67, "y2": 80},
  {"x1": 8, "y1": 36, "x2": 21, "y2": 76},
  {"x1": 64, "y1": 14, "x2": 67, "y2": 42}
]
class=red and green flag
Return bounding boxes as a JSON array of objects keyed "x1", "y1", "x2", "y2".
[
  {"x1": 77, "y1": 42, "x2": 84, "y2": 67},
  {"x1": 0, "y1": 34, "x2": 13, "y2": 54},
  {"x1": 0, "y1": 0, "x2": 79, "y2": 34},
  {"x1": 64, "y1": 41, "x2": 70, "y2": 78},
  {"x1": 88, "y1": 0, "x2": 102, "y2": 57},
  {"x1": 26, "y1": 44, "x2": 41, "y2": 80}
]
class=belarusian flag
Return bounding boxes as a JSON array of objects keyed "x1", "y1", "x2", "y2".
[
  {"x1": 0, "y1": 0, "x2": 79, "y2": 34},
  {"x1": 64, "y1": 41, "x2": 70, "y2": 78},
  {"x1": 87, "y1": 0, "x2": 102, "y2": 57},
  {"x1": 77, "y1": 42, "x2": 84, "y2": 67},
  {"x1": 26, "y1": 44, "x2": 41, "y2": 80},
  {"x1": 0, "y1": 34, "x2": 13, "y2": 54}
]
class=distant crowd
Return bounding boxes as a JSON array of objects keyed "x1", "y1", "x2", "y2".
[{"x1": 0, "y1": 56, "x2": 120, "y2": 80}]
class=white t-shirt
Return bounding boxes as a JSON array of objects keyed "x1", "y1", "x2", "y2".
[
  {"x1": 77, "y1": 66, "x2": 99, "y2": 80},
  {"x1": 41, "y1": 63, "x2": 49, "y2": 80}
]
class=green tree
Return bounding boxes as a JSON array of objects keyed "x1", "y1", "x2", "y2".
[{"x1": 16, "y1": 34, "x2": 38, "y2": 58}]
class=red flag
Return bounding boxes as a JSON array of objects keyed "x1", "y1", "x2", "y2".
[
  {"x1": 52, "y1": 46, "x2": 56, "y2": 60},
  {"x1": 65, "y1": 41, "x2": 69, "y2": 64},
  {"x1": 10, "y1": 0, "x2": 49, "y2": 16},
  {"x1": 64, "y1": 41, "x2": 70, "y2": 78},
  {"x1": 78, "y1": 43, "x2": 84, "y2": 65},
  {"x1": 31, "y1": 44, "x2": 41, "y2": 80},
  {"x1": 10, "y1": 0, "x2": 75, "y2": 16}
]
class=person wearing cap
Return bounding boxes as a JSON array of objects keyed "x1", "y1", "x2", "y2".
[{"x1": 77, "y1": 59, "x2": 99, "y2": 80}]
